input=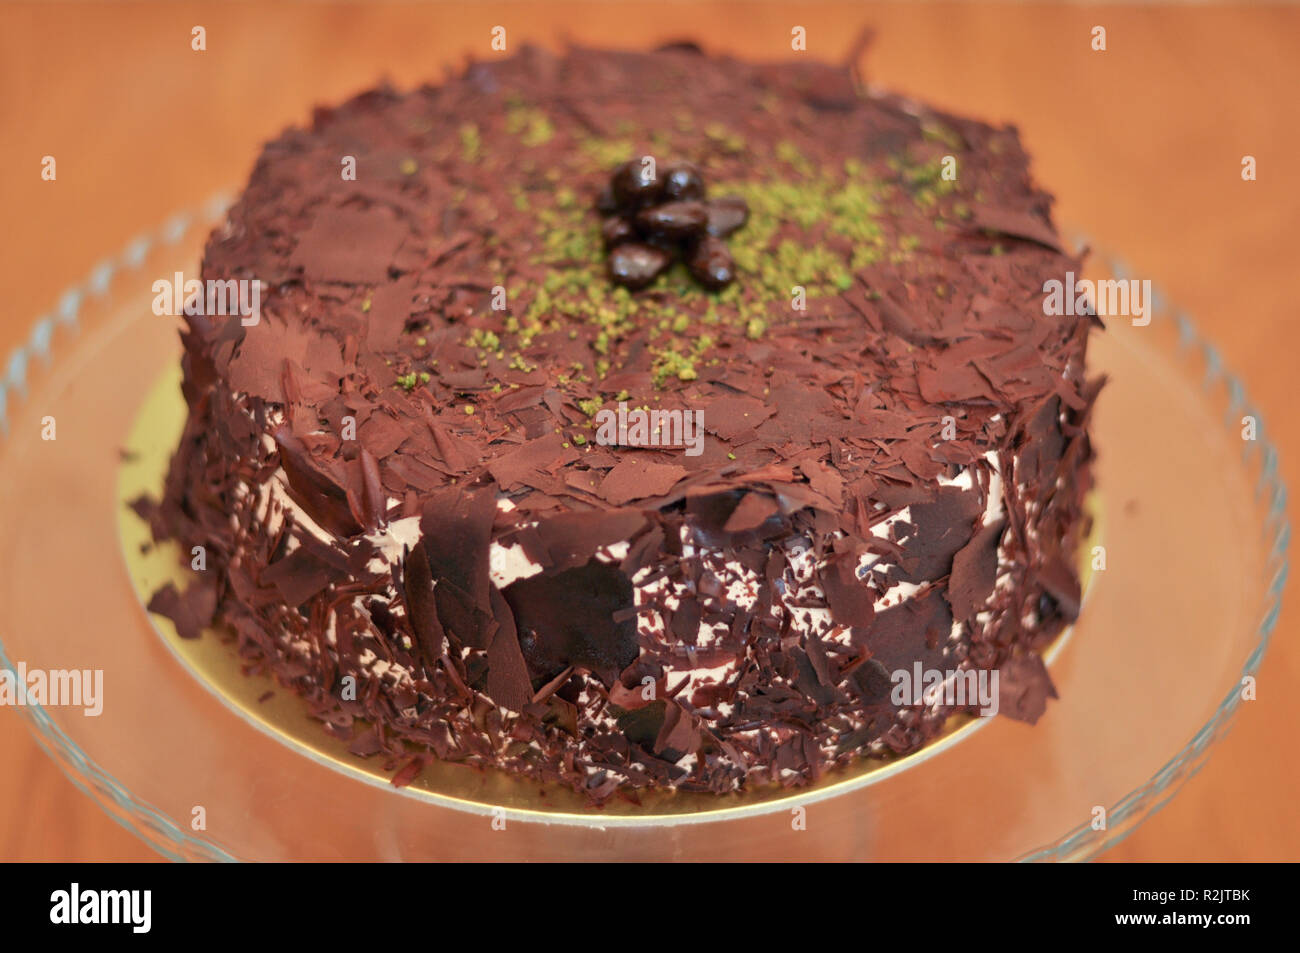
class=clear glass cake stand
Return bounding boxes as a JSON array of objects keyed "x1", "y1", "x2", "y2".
[{"x1": 0, "y1": 202, "x2": 1286, "y2": 861}]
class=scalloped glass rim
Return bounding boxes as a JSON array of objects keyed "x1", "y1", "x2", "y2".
[
  {"x1": 0, "y1": 199, "x2": 1287, "y2": 862},
  {"x1": 0, "y1": 197, "x2": 238, "y2": 862}
]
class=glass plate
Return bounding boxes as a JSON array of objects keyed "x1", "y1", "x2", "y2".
[{"x1": 0, "y1": 203, "x2": 1286, "y2": 861}]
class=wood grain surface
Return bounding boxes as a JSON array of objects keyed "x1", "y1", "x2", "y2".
[{"x1": 1, "y1": 1, "x2": 1296, "y2": 862}]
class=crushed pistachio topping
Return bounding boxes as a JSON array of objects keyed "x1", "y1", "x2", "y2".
[
  {"x1": 459, "y1": 122, "x2": 482, "y2": 161},
  {"x1": 579, "y1": 137, "x2": 635, "y2": 168},
  {"x1": 415, "y1": 121, "x2": 966, "y2": 395},
  {"x1": 505, "y1": 105, "x2": 556, "y2": 147},
  {"x1": 467, "y1": 328, "x2": 501, "y2": 352}
]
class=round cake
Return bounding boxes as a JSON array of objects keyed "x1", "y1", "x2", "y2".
[{"x1": 147, "y1": 44, "x2": 1101, "y2": 801}]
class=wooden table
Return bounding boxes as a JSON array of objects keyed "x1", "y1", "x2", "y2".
[{"x1": 1, "y1": 1, "x2": 1296, "y2": 861}]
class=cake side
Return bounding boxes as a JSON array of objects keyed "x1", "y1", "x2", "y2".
[{"x1": 149, "y1": 45, "x2": 1100, "y2": 800}]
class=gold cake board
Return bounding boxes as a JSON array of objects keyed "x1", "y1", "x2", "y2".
[{"x1": 118, "y1": 364, "x2": 1093, "y2": 823}]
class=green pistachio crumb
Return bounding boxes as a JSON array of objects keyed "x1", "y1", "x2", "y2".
[
  {"x1": 468, "y1": 328, "x2": 500, "y2": 352},
  {"x1": 459, "y1": 123, "x2": 481, "y2": 162},
  {"x1": 505, "y1": 105, "x2": 555, "y2": 147}
]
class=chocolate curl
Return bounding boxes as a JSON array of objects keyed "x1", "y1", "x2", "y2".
[
  {"x1": 485, "y1": 587, "x2": 534, "y2": 713},
  {"x1": 399, "y1": 542, "x2": 446, "y2": 664},
  {"x1": 654, "y1": 701, "x2": 701, "y2": 760},
  {"x1": 418, "y1": 486, "x2": 498, "y2": 649},
  {"x1": 273, "y1": 425, "x2": 362, "y2": 537},
  {"x1": 345, "y1": 447, "x2": 386, "y2": 532},
  {"x1": 844, "y1": 24, "x2": 876, "y2": 90}
]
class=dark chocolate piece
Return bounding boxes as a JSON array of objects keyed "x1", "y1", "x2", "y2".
[
  {"x1": 598, "y1": 153, "x2": 748, "y2": 290},
  {"x1": 686, "y1": 235, "x2": 736, "y2": 290},
  {"x1": 611, "y1": 159, "x2": 663, "y2": 209},
  {"x1": 704, "y1": 196, "x2": 749, "y2": 237},
  {"x1": 661, "y1": 161, "x2": 705, "y2": 201},
  {"x1": 606, "y1": 242, "x2": 671, "y2": 289},
  {"x1": 635, "y1": 200, "x2": 708, "y2": 241}
]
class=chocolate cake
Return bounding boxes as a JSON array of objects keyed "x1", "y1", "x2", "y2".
[{"x1": 147, "y1": 44, "x2": 1101, "y2": 802}]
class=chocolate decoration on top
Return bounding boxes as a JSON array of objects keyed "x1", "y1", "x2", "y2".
[
  {"x1": 599, "y1": 157, "x2": 748, "y2": 290},
  {"x1": 144, "y1": 44, "x2": 1102, "y2": 804}
]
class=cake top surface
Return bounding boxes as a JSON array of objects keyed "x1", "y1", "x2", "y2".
[{"x1": 194, "y1": 44, "x2": 1087, "y2": 538}]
